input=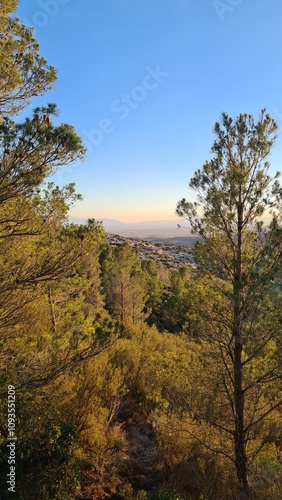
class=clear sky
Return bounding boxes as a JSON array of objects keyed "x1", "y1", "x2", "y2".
[{"x1": 16, "y1": 0, "x2": 282, "y2": 222}]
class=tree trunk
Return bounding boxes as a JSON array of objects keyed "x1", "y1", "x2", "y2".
[
  {"x1": 48, "y1": 286, "x2": 57, "y2": 335},
  {"x1": 234, "y1": 337, "x2": 250, "y2": 498},
  {"x1": 233, "y1": 201, "x2": 250, "y2": 498}
]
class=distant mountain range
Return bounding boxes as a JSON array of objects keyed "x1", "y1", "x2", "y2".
[{"x1": 69, "y1": 217, "x2": 193, "y2": 239}]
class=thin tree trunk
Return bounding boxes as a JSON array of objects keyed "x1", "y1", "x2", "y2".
[
  {"x1": 120, "y1": 282, "x2": 125, "y2": 323},
  {"x1": 233, "y1": 201, "x2": 250, "y2": 498},
  {"x1": 48, "y1": 286, "x2": 57, "y2": 335},
  {"x1": 234, "y1": 336, "x2": 250, "y2": 497}
]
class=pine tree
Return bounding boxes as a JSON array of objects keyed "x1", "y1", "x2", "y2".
[
  {"x1": 0, "y1": 2, "x2": 56, "y2": 119},
  {"x1": 103, "y1": 241, "x2": 147, "y2": 324},
  {"x1": 177, "y1": 110, "x2": 282, "y2": 497}
]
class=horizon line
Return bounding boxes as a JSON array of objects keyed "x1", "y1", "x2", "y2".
[{"x1": 68, "y1": 216, "x2": 184, "y2": 224}]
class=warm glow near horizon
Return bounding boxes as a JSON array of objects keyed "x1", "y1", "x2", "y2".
[
  {"x1": 69, "y1": 209, "x2": 182, "y2": 224},
  {"x1": 69, "y1": 200, "x2": 182, "y2": 223}
]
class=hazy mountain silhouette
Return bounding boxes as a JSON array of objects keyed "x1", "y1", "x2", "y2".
[{"x1": 69, "y1": 217, "x2": 193, "y2": 238}]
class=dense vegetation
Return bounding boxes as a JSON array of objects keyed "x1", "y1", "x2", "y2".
[{"x1": 0, "y1": 4, "x2": 281, "y2": 499}]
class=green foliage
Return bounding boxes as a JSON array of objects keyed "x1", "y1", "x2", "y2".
[
  {"x1": 0, "y1": 393, "x2": 80, "y2": 499},
  {"x1": 0, "y1": 9, "x2": 56, "y2": 118},
  {"x1": 102, "y1": 241, "x2": 148, "y2": 323},
  {"x1": 1, "y1": 6, "x2": 281, "y2": 497},
  {"x1": 148, "y1": 490, "x2": 182, "y2": 500},
  {"x1": 177, "y1": 110, "x2": 282, "y2": 497},
  {"x1": 0, "y1": 106, "x2": 85, "y2": 203},
  {"x1": 143, "y1": 266, "x2": 164, "y2": 319}
]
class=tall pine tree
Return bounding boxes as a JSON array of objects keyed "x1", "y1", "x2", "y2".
[{"x1": 177, "y1": 110, "x2": 282, "y2": 497}]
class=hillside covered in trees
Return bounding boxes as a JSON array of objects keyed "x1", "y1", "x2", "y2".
[{"x1": 0, "y1": 3, "x2": 281, "y2": 499}]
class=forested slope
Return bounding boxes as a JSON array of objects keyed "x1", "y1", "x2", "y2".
[{"x1": 0, "y1": 4, "x2": 281, "y2": 499}]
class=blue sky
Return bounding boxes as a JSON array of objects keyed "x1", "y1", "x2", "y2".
[{"x1": 16, "y1": 0, "x2": 282, "y2": 222}]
